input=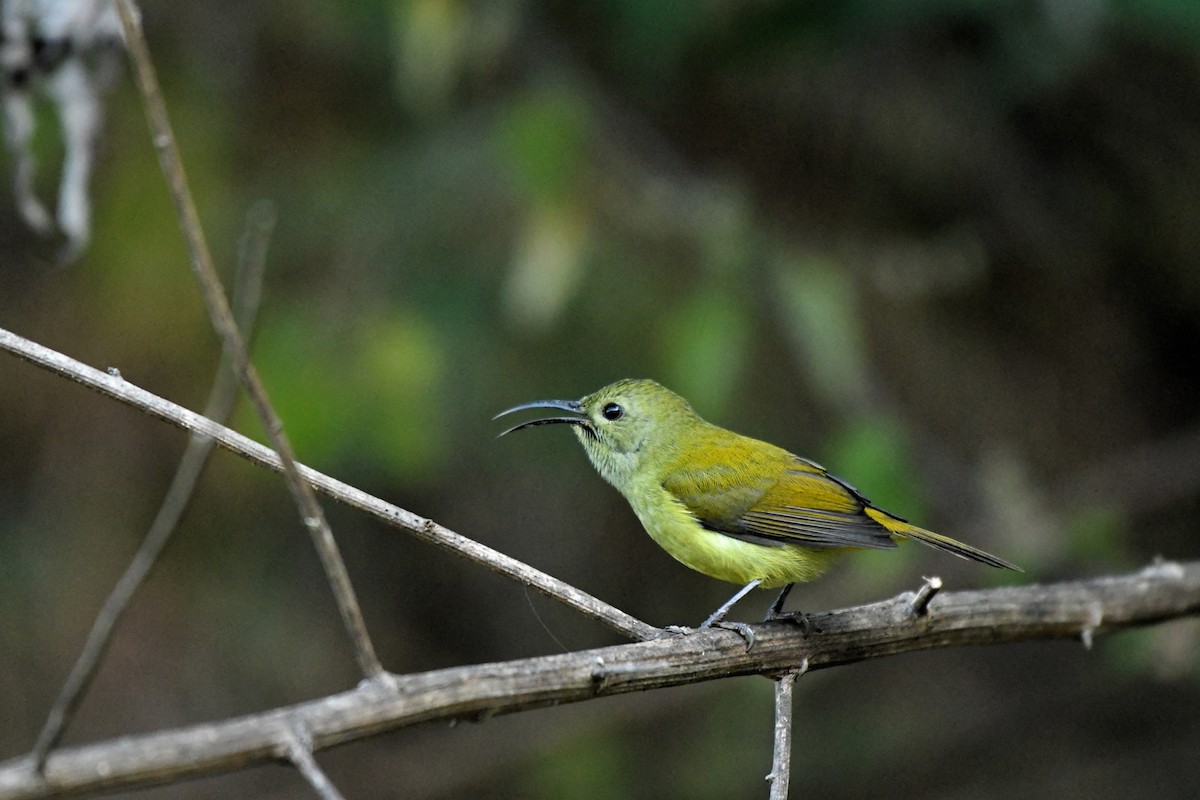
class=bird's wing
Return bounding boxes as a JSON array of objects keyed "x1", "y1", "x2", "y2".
[{"x1": 662, "y1": 447, "x2": 897, "y2": 551}]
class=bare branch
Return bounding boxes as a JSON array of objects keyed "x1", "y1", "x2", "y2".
[
  {"x1": 281, "y1": 727, "x2": 345, "y2": 800},
  {"x1": 1, "y1": 562, "x2": 1196, "y2": 799},
  {"x1": 113, "y1": 0, "x2": 383, "y2": 680},
  {"x1": 908, "y1": 575, "x2": 943, "y2": 617},
  {"x1": 0, "y1": 326, "x2": 659, "y2": 641},
  {"x1": 27, "y1": 206, "x2": 276, "y2": 771},
  {"x1": 767, "y1": 667, "x2": 803, "y2": 800}
]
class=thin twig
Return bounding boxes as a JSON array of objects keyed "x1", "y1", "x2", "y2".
[
  {"x1": 231, "y1": 202, "x2": 276, "y2": 329},
  {"x1": 28, "y1": 207, "x2": 275, "y2": 772},
  {"x1": 767, "y1": 666, "x2": 804, "y2": 800},
  {"x1": 113, "y1": 0, "x2": 384, "y2": 681},
  {"x1": 908, "y1": 576, "x2": 943, "y2": 617},
  {"x1": 0, "y1": 326, "x2": 659, "y2": 641},
  {"x1": 2, "y1": 561, "x2": 1196, "y2": 799},
  {"x1": 281, "y1": 727, "x2": 346, "y2": 800}
]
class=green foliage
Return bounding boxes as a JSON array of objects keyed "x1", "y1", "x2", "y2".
[
  {"x1": 1116, "y1": 0, "x2": 1200, "y2": 45},
  {"x1": 773, "y1": 258, "x2": 869, "y2": 413},
  {"x1": 1066, "y1": 505, "x2": 1130, "y2": 564},
  {"x1": 496, "y1": 88, "x2": 592, "y2": 207},
  {"x1": 828, "y1": 416, "x2": 923, "y2": 517},
  {"x1": 522, "y1": 724, "x2": 632, "y2": 800},
  {"x1": 597, "y1": 0, "x2": 714, "y2": 85},
  {"x1": 659, "y1": 286, "x2": 751, "y2": 419},
  {"x1": 247, "y1": 307, "x2": 445, "y2": 480}
]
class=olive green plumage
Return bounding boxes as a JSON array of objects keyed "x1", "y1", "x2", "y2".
[{"x1": 497, "y1": 379, "x2": 1019, "y2": 618}]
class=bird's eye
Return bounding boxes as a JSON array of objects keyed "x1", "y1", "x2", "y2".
[{"x1": 601, "y1": 402, "x2": 624, "y2": 421}]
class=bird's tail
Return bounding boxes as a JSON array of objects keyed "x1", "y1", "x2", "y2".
[{"x1": 865, "y1": 508, "x2": 1022, "y2": 571}]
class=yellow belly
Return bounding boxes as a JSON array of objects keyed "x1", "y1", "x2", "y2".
[{"x1": 629, "y1": 486, "x2": 844, "y2": 588}]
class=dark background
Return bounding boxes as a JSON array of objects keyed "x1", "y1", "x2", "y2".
[{"x1": 2, "y1": 1, "x2": 1199, "y2": 797}]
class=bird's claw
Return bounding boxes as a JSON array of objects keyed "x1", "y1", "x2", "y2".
[
  {"x1": 712, "y1": 620, "x2": 756, "y2": 651},
  {"x1": 659, "y1": 620, "x2": 756, "y2": 651},
  {"x1": 764, "y1": 609, "x2": 814, "y2": 636}
]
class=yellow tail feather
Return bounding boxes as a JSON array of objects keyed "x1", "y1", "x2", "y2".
[{"x1": 864, "y1": 508, "x2": 1022, "y2": 571}]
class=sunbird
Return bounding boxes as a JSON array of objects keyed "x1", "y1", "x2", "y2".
[{"x1": 496, "y1": 378, "x2": 1020, "y2": 631}]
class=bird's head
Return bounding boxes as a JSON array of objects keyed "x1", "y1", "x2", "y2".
[{"x1": 495, "y1": 378, "x2": 700, "y2": 489}]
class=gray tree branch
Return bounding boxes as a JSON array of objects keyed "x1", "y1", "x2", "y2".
[
  {"x1": 768, "y1": 668, "x2": 802, "y2": 800},
  {"x1": 282, "y1": 727, "x2": 346, "y2": 800},
  {"x1": 1, "y1": 561, "x2": 1196, "y2": 799},
  {"x1": 115, "y1": 0, "x2": 385, "y2": 682},
  {"x1": 28, "y1": 204, "x2": 275, "y2": 771},
  {"x1": 0, "y1": 325, "x2": 659, "y2": 642}
]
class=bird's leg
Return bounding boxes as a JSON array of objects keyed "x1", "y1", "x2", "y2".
[
  {"x1": 766, "y1": 583, "x2": 795, "y2": 617},
  {"x1": 763, "y1": 582, "x2": 812, "y2": 634},
  {"x1": 698, "y1": 579, "x2": 762, "y2": 651},
  {"x1": 701, "y1": 579, "x2": 762, "y2": 628}
]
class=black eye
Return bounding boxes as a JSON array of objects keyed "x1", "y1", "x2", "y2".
[{"x1": 601, "y1": 402, "x2": 624, "y2": 421}]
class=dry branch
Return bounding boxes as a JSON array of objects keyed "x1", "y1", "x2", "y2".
[
  {"x1": 28, "y1": 206, "x2": 275, "y2": 771},
  {"x1": 767, "y1": 668, "x2": 803, "y2": 800},
  {"x1": 0, "y1": 325, "x2": 658, "y2": 641},
  {"x1": 1, "y1": 561, "x2": 1197, "y2": 799},
  {"x1": 281, "y1": 727, "x2": 345, "y2": 800},
  {"x1": 114, "y1": 0, "x2": 384, "y2": 681}
]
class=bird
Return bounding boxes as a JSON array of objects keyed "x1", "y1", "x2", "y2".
[{"x1": 495, "y1": 378, "x2": 1020, "y2": 633}]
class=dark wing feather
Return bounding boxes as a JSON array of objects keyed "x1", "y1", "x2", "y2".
[{"x1": 662, "y1": 443, "x2": 896, "y2": 551}]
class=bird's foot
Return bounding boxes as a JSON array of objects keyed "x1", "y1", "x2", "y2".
[
  {"x1": 763, "y1": 583, "x2": 815, "y2": 634},
  {"x1": 709, "y1": 620, "x2": 756, "y2": 652},
  {"x1": 677, "y1": 579, "x2": 766, "y2": 650},
  {"x1": 660, "y1": 621, "x2": 756, "y2": 651},
  {"x1": 763, "y1": 608, "x2": 814, "y2": 636}
]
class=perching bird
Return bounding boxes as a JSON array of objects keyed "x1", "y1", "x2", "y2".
[{"x1": 496, "y1": 378, "x2": 1020, "y2": 631}]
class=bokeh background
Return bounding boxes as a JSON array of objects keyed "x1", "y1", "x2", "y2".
[{"x1": 3, "y1": 1, "x2": 1200, "y2": 797}]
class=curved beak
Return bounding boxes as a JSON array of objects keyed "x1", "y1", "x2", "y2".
[{"x1": 493, "y1": 398, "x2": 595, "y2": 438}]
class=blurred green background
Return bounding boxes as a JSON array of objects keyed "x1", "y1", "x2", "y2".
[{"x1": 3, "y1": 1, "x2": 1200, "y2": 797}]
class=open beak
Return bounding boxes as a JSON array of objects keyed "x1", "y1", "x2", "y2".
[{"x1": 493, "y1": 398, "x2": 595, "y2": 439}]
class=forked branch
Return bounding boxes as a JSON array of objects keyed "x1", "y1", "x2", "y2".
[
  {"x1": 114, "y1": 0, "x2": 384, "y2": 681},
  {"x1": 28, "y1": 205, "x2": 275, "y2": 771},
  {"x1": 0, "y1": 325, "x2": 658, "y2": 642}
]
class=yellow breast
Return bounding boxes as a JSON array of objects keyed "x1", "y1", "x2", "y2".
[{"x1": 628, "y1": 485, "x2": 843, "y2": 588}]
